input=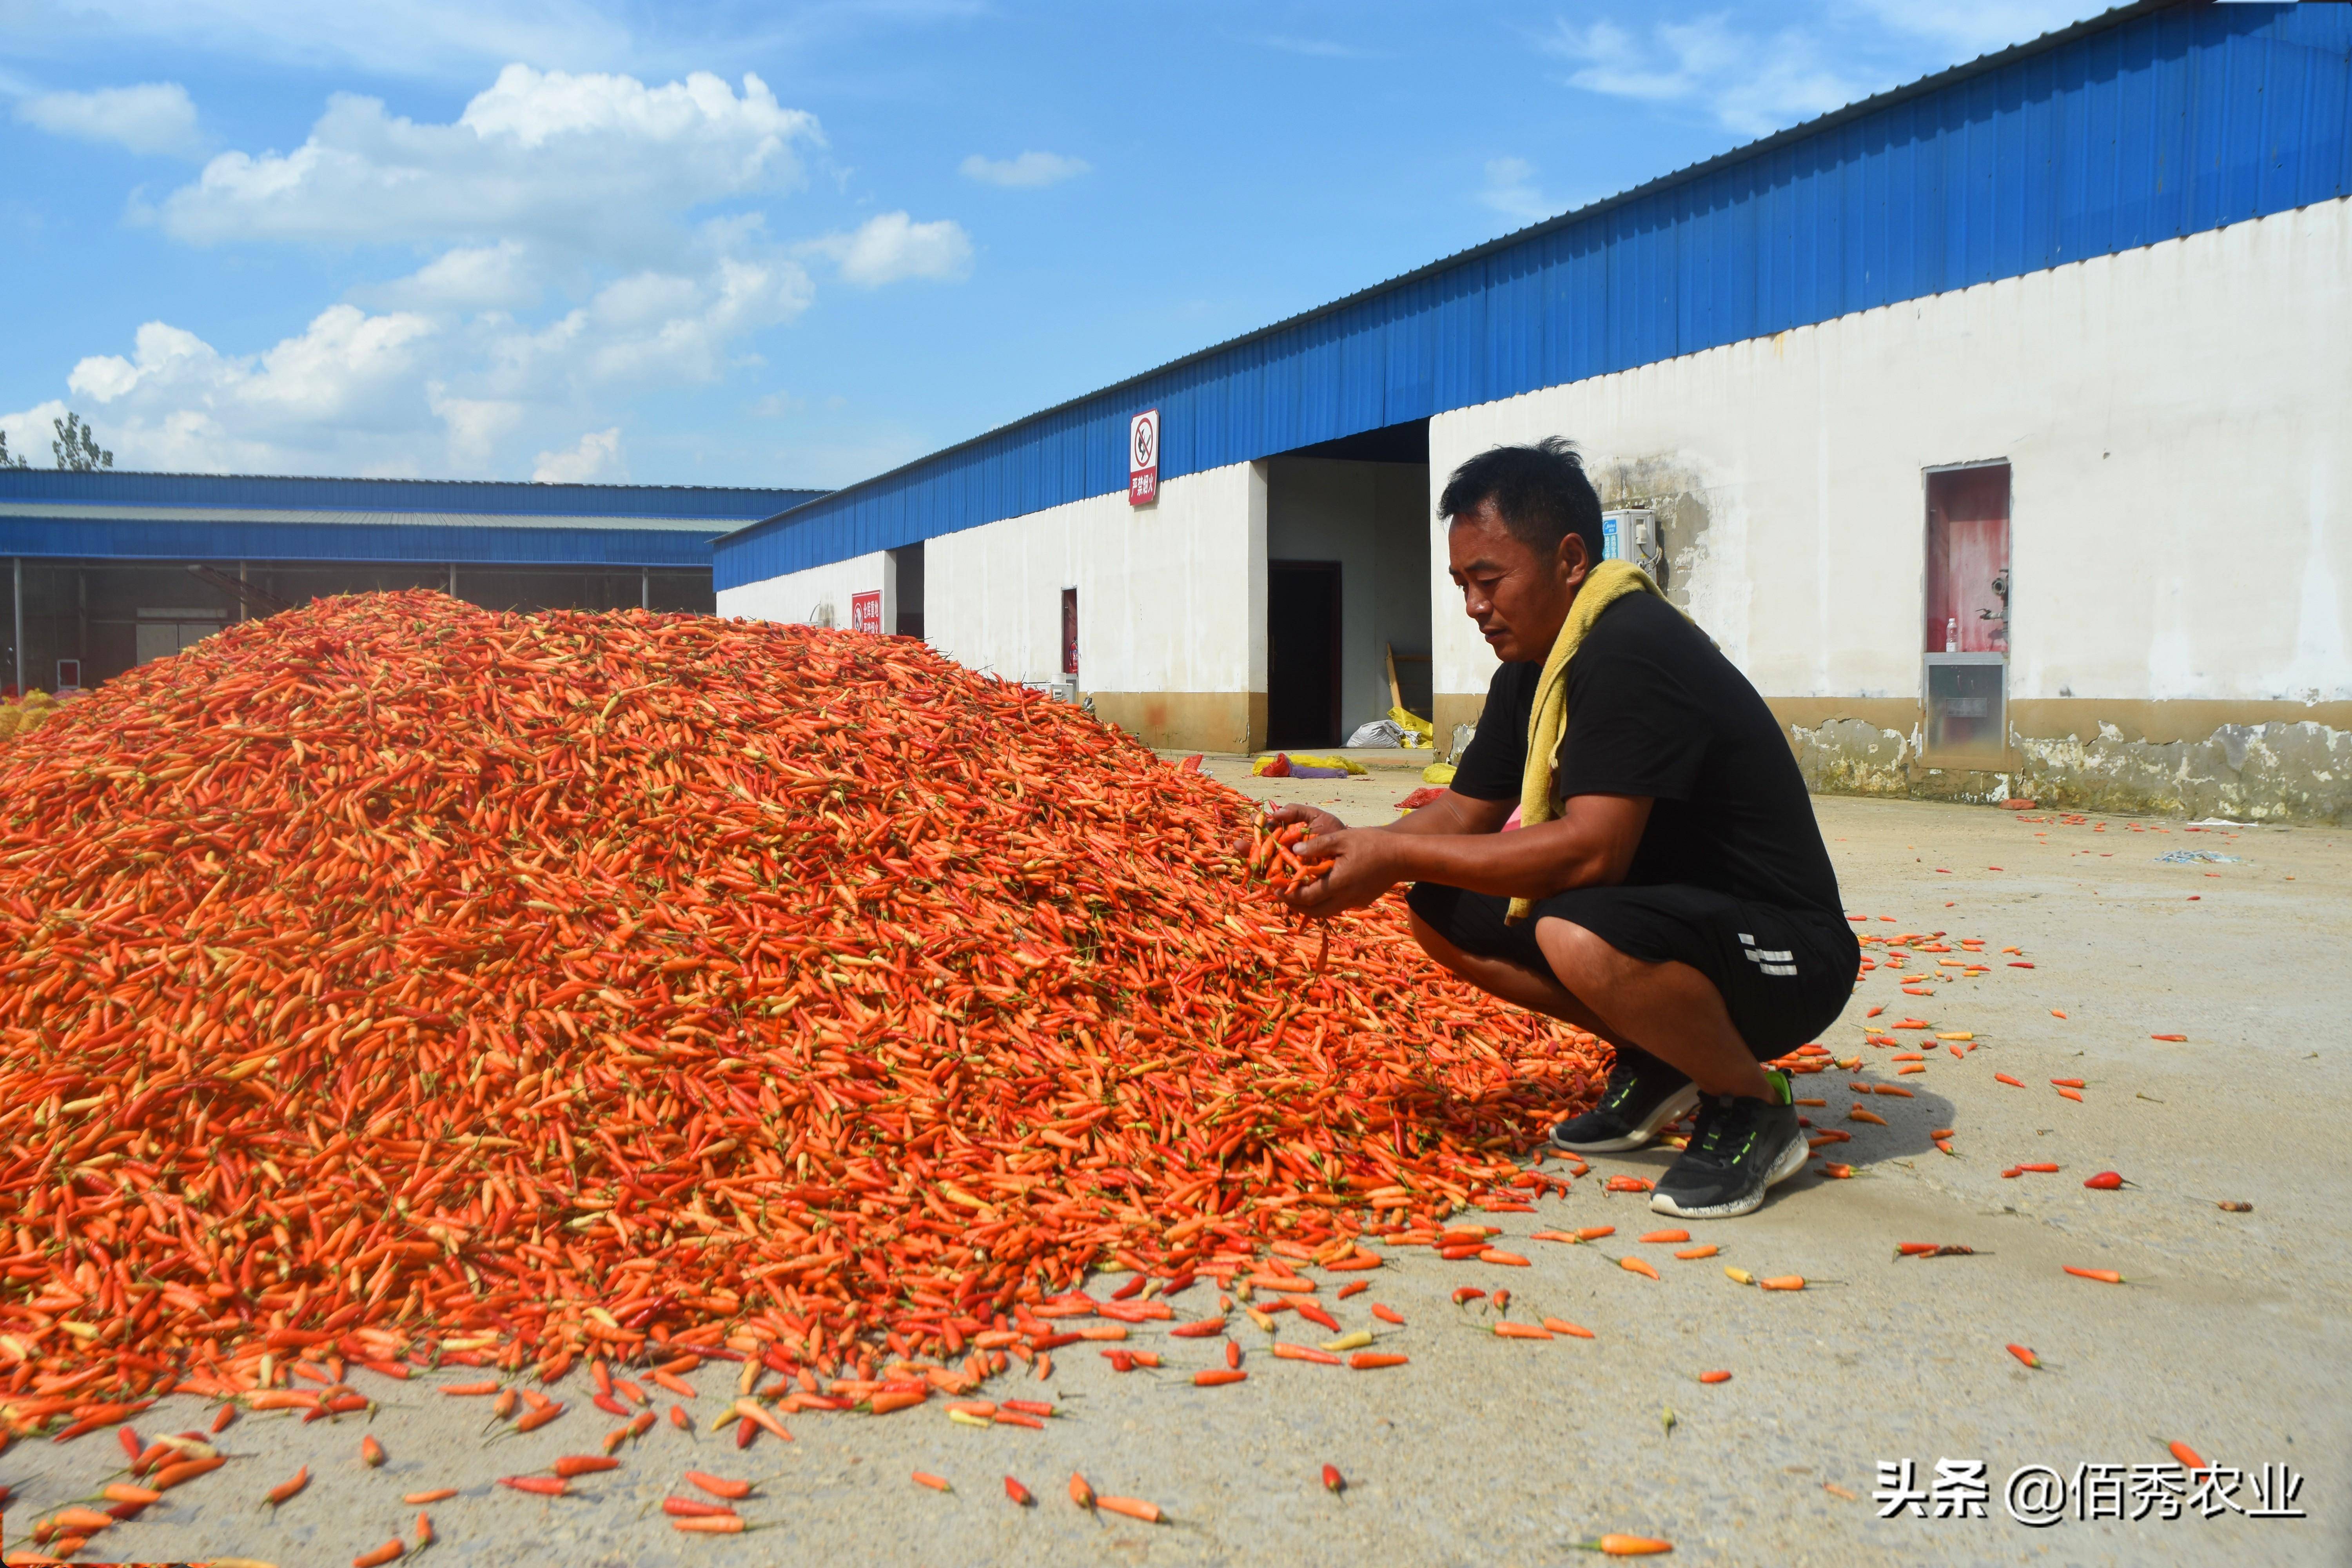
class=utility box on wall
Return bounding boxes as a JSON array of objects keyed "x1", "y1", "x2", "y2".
[
  {"x1": 1921, "y1": 463, "x2": 2011, "y2": 768},
  {"x1": 1601, "y1": 508, "x2": 1664, "y2": 580}
]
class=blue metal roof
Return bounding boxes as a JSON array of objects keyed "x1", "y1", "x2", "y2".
[
  {"x1": 717, "y1": 0, "x2": 2350, "y2": 591},
  {"x1": 0, "y1": 470, "x2": 826, "y2": 567}
]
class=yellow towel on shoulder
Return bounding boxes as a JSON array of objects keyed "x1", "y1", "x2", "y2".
[{"x1": 1506, "y1": 559, "x2": 1682, "y2": 923}]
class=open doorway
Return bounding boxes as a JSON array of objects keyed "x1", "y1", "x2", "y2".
[
  {"x1": 1263, "y1": 417, "x2": 1432, "y2": 750},
  {"x1": 1923, "y1": 463, "x2": 2011, "y2": 765},
  {"x1": 1267, "y1": 561, "x2": 1342, "y2": 747},
  {"x1": 886, "y1": 543, "x2": 925, "y2": 639}
]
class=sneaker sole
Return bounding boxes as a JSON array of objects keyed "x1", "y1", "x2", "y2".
[
  {"x1": 1548, "y1": 1082, "x2": 1701, "y2": 1154},
  {"x1": 1646, "y1": 1127, "x2": 1811, "y2": 1221}
]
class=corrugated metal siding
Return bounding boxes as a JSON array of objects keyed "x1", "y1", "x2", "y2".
[
  {"x1": 0, "y1": 517, "x2": 717, "y2": 568},
  {"x1": 0, "y1": 470, "x2": 822, "y2": 521},
  {"x1": 0, "y1": 503, "x2": 726, "y2": 534},
  {"x1": 718, "y1": 0, "x2": 2350, "y2": 591}
]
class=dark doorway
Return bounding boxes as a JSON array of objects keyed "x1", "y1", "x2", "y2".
[
  {"x1": 1268, "y1": 559, "x2": 1342, "y2": 748},
  {"x1": 888, "y1": 543, "x2": 925, "y2": 639}
]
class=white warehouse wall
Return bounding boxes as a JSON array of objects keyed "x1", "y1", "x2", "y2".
[
  {"x1": 718, "y1": 550, "x2": 886, "y2": 631},
  {"x1": 1429, "y1": 198, "x2": 2352, "y2": 765},
  {"x1": 923, "y1": 502, "x2": 1080, "y2": 688},
  {"x1": 728, "y1": 463, "x2": 1269, "y2": 753}
]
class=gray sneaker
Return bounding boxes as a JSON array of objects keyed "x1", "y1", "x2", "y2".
[
  {"x1": 1548, "y1": 1046, "x2": 1699, "y2": 1154},
  {"x1": 1648, "y1": 1072, "x2": 1808, "y2": 1220}
]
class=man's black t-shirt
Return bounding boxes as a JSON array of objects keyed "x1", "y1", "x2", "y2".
[{"x1": 1449, "y1": 592, "x2": 1844, "y2": 917}]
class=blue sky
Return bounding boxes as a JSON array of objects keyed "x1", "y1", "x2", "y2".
[{"x1": 0, "y1": 0, "x2": 2109, "y2": 489}]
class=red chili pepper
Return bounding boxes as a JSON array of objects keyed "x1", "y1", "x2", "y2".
[
  {"x1": 2063, "y1": 1265, "x2": 2125, "y2": 1284},
  {"x1": 663, "y1": 1497, "x2": 737, "y2": 1518},
  {"x1": 497, "y1": 1475, "x2": 568, "y2": 1497}
]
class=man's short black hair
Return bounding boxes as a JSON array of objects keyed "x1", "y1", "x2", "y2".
[{"x1": 1437, "y1": 438, "x2": 1605, "y2": 564}]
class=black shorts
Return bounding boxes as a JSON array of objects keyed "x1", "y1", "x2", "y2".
[{"x1": 1405, "y1": 880, "x2": 1860, "y2": 1060}]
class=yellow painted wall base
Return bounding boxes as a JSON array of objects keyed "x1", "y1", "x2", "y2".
[
  {"x1": 1432, "y1": 693, "x2": 1488, "y2": 750},
  {"x1": 1088, "y1": 691, "x2": 1267, "y2": 755}
]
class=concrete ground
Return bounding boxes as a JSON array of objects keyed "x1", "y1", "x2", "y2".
[{"x1": 6, "y1": 777, "x2": 2346, "y2": 1567}]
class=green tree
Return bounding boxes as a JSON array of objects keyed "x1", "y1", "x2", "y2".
[
  {"x1": 0, "y1": 430, "x2": 26, "y2": 469},
  {"x1": 52, "y1": 412, "x2": 113, "y2": 472}
]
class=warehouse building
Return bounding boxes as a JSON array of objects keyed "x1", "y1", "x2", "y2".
[
  {"x1": 718, "y1": 0, "x2": 2351, "y2": 822},
  {"x1": 0, "y1": 471, "x2": 822, "y2": 695}
]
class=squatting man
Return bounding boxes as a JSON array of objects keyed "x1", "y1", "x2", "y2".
[{"x1": 1270, "y1": 439, "x2": 1860, "y2": 1220}]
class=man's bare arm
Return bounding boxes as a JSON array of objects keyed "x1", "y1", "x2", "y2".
[
  {"x1": 1263, "y1": 789, "x2": 1514, "y2": 844},
  {"x1": 1280, "y1": 793, "x2": 1652, "y2": 917},
  {"x1": 1385, "y1": 790, "x2": 1516, "y2": 838}
]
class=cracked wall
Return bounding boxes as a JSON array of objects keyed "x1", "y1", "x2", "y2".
[
  {"x1": 1589, "y1": 456, "x2": 1712, "y2": 613},
  {"x1": 1788, "y1": 716, "x2": 2352, "y2": 824}
]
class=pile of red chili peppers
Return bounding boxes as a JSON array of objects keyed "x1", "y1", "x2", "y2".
[{"x1": 0, "y1": 593, "x2": 1603, "y2": 1425}]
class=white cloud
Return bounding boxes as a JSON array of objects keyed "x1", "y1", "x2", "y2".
[
  {"x1": 8, "y1": 241, "x2": 815, "y2": 476},
  {"x1": 151, "y1": 65, "x2": 820, "y2": 269},
  {"x1": 1480, "y1": 157, "x2": 1555, "y2": 224},
  {"x1": 0, "y1": 402, "x2": 71, "y2": 468},
  {"x1": 1857, "y1": 2, "x2": 2111, "y2": 62},
  {"x1": 1547, "y1": 15, "x2": 1871, "y2": 138},
  {"x1": 1544, "y1": 5, "x2": 2111, "y2": 141},
  {"x1": 426, "y1": 385, "x2": 525, "y2": 470},
  {"x1": 804, "y1": 211, "x2": 973, "y2": 288},
  {"x1": 7, "y1": 60, "x2": 959, "y2": 480},
  {"x1": 532, "y1": 427, "x2": 623, "y2": 484},
  {"x1": 67, "y1": 310, "x2": 437, "y2": 419},
  {"x1": 958, "y1": 150, "x2": 1089, "y2": 189},
  {"x1": 14, "y1": 82, "x2": 203, "y2": 158},
  {"x1": 498, "y1": 254, "x2": 816, "y2": 388},
  {"x1": 365, "y1": 240, "x2": 542, "y2": 312},
  {"x1": 45, "y1": 309, "x2": 440, "y2": 472}
]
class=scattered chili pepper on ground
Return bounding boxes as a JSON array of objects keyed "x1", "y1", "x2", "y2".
[
  {"x1": 1572, "y1": 1529, "x2": 1672, "y2": 1553},
  {"x1": 2064, "y1": 1267, "x2": 2126, "y2": 1284}
]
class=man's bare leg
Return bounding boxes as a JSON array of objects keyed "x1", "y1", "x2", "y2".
[
  {"x1": 1408, "y1": 910, "x2": 1769, "y2": 1098},
  {"x1": 1406, "y1": 911, "x2": 1612, "y2": 1035},
  {"x1": 1531, "y1": 917, "x2": 1770, "y2": 1100}
]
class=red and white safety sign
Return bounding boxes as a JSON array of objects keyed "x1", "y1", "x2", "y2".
[
  {"x1": 1128, "y1": 408, "x2": 1159, "y2": 506},
  {"x1": 849, "y1": 590, "x2": 882, "y2": 635}
]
